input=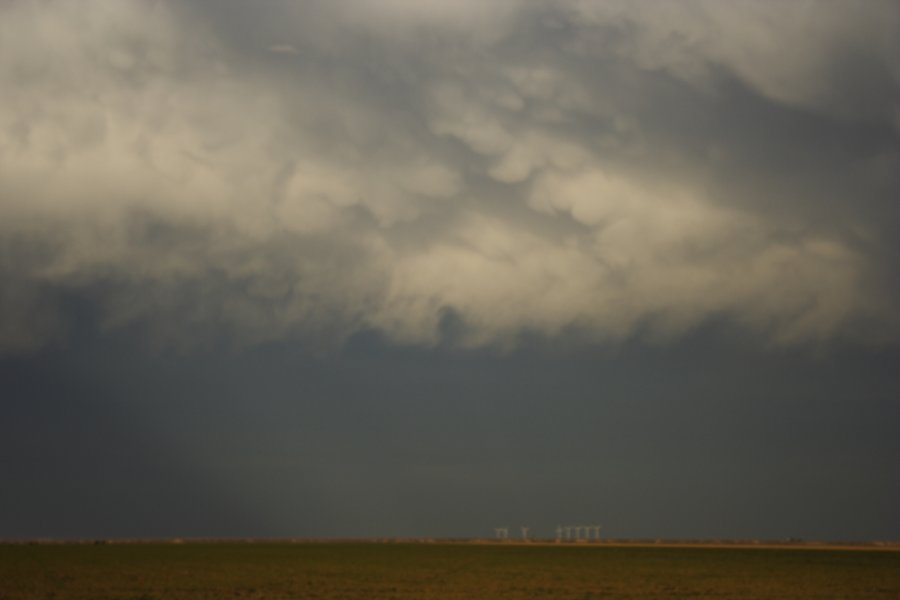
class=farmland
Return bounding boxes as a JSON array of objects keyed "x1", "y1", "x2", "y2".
[{"x1": 1, "y1": 541, "x2": 898, "y2": 599}]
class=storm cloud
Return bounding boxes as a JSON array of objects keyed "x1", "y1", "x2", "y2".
[{"x1": 2, "y1": 0, "x2": 899, "y2": 355}]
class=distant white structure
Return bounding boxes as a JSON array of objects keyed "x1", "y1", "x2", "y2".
[
  {"x1": 490, "y1": 522, "x2": 601, "y2": 542},
  {"x1": 556, "y1": 523, "x2": 603, "y2": 542}
]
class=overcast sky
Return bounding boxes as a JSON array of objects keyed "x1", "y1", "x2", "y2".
[{"x1": 2, "y1": 0, "x2": 899, "y2": 541}]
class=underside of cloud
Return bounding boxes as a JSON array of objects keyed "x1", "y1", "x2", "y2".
[{"x1": 1, "y1": 0, "x2": 898, "y2": 354}]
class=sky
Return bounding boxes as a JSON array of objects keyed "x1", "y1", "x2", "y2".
[{"x1": 1, "y1": 0, "x2": 898, "y2": 541}]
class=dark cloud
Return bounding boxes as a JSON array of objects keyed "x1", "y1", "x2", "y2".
[
  {"x1": 3, "y1": 324, "x2": 898, "y2": 539},
  {"x1": 0, "y1": 351, "x2": 267, "y2": 538}
]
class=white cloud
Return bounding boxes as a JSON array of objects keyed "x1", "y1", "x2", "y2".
[{"x1": 0, "y1": 0, "x2": 896, "y2": 354}]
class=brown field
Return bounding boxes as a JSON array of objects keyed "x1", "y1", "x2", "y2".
[{"x1": 1, "y1": 540, "x2": 899, "y2": 599}]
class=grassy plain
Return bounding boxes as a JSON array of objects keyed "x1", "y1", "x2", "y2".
[{"x1": 1, "y1": 541, "x2": 898, "y2": 599}]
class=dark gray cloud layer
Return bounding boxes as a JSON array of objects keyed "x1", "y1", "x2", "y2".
[
  {"x1": 1, "y1": 0, "x2": 899, "y2": 353},
  {"x1": 3, "y1": 325, "x2": 899, "y2": 540}
]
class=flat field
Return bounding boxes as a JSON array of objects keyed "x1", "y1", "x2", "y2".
[{"x1": 1, "y1": 541, "x2": 898, "y2": 599}]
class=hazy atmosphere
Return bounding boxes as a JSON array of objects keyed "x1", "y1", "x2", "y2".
[{"x1": 2, "y1": 0, "x2": 899, "y2": 541}]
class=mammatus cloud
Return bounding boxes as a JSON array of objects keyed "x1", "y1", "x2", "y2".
[{"x1": 1, "y1": 0, "x2": 898, "y2": 354}]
